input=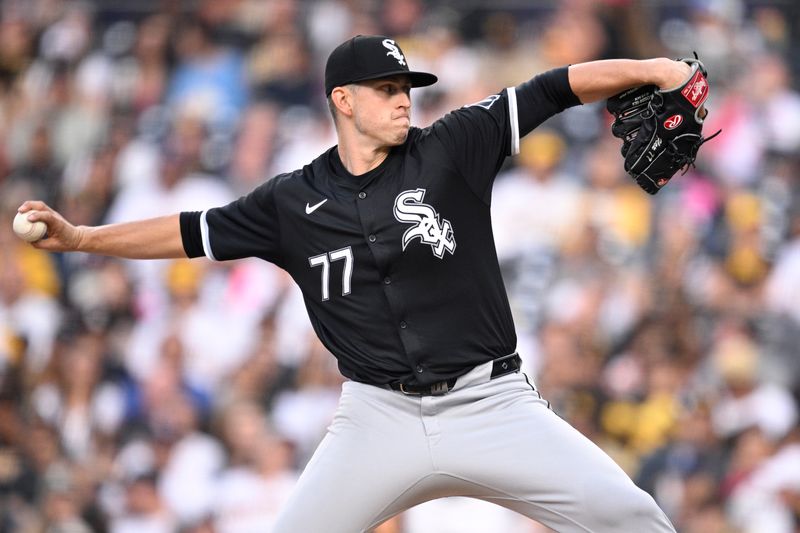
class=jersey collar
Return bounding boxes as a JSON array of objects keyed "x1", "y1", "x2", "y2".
[{"x1": 326, "y1": 145, "x2": 398, "y2": 192}]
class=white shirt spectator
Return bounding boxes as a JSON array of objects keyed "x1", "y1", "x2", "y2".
[
  {"x1": 0, "y1": 291, "x2": 61, "y2": 373},
  {"x1": 272, "y1": 385, "x2": 340, "y2": 462},
  {"x1": 110, "y1": 513, "x2": 176, "y2": 533},
  {"x1": 729, "y1": 442, "x2": 800, "y2": 533},
  {"x1": 404, "y1": 497, "x2": 536, "y2": 533},
  {"x1": 711, "y1": 382, "x2": 798, "y2": 441},
  {"x1": 105, "y1": 170, "x2": 235, "y2": 295},
  {"x1": 491, "y1": 168, "x2": 582, "y2": 263},
  {"x1": 765, "y1": 238, "x2": 800, "y2": 324},
  {"x1": 158, "y1": 432, "x2": 226, "y2": 525},
  {"x1": 213, "y1": 467, "x2": 297, "y2": 533}
]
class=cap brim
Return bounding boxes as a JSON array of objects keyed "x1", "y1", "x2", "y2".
[{"x1": 350, "y1": 70, "x2": 438, "y2": 88}]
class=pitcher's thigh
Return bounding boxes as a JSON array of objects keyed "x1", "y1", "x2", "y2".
[
  {"x1": 276, "y1": 430, "x2": 438, "y2": 532},
  {"x1": 273, "y1": 389, "x2": 433, "y2": 533},
  {"x1": 436, "y1": 394, "x2": 675, "y2": 532}
]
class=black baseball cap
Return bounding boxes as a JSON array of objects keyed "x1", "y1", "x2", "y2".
[{"x1": 324, "y1": 35, "x2": 438, "y2": 96}]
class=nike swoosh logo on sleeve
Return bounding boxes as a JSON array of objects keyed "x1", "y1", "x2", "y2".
[{"x1": 305, "y1": 199, "x2": 328, "y2": 214}]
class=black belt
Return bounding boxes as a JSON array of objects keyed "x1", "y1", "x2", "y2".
[{"x1": 389, "y1": 353, "x2": 521, "y2": 396}]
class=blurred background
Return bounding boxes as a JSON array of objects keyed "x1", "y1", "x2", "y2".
[{"x1": 0, "y1": 0, "x2": 798, "y2": 532}]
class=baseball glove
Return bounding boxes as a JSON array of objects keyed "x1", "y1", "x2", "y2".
[{"x1": 606, "y1": 55, "x2": 721, "y2": 194}]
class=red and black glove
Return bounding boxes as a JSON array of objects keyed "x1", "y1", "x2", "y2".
[{"x1": 606, "y1": 56, "x2": 720, "y2": 194}]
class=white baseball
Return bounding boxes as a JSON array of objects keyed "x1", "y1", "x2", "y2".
[{"x1": 13, "y1": 211, "x2": 48, "y2": 242}]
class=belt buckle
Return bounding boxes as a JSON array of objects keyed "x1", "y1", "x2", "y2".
[
  {"x1": 398, "y1": 383, "x2": 420, "y2": 396},
  {"x1": 429, "y1": 381, "x2": 450, "y2": 396},
  {"x1": 397, "y1": 381, "x2": 450, "y2": 396}
]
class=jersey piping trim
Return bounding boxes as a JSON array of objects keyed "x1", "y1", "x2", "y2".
[
  {"x1": 200, "y1": 210, "x2": 218, "y2": 261},
  {"x1": 507, "y1": 87, "x2": 520, "y2": 155}
]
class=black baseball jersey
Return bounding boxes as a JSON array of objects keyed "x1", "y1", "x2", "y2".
[{"x1": 181, "y1": 67, "x2": 580, "y2": 386}]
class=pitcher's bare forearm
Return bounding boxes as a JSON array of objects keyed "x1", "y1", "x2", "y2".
[
  {"x1": 17, "y1": 201, "x2": 187, "y2": 259},
  {"x1": 76, "y1": 215, "x2": 186, "y2": 259},
  {"x1": 568, "y1": 58, "x2": 690, "y2": 104}
]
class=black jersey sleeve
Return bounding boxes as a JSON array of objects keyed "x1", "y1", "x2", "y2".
[
  {"x1": 429, "y1": 67, "x2": 580, "y2": 203},
  {"x1": 180, "y1": 211, "x2": 204, "y2": 258},
  {"x1": 516, "y1": 66, "x2": 581, "y2": 136},
  {"x1": 180, "y1": 177, "x2": 283, "y2": 264}
]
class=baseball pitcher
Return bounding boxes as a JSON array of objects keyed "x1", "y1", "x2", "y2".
[{"x1": 17, "y1": 35, "x2": 717, "y2": 532}]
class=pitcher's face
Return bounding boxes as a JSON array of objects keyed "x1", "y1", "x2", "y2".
[{"x1": 351, "y1": 75, "x2": 413, "y2": 147}]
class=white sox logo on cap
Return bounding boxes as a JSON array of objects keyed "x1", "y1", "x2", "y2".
[
  {"x1": 382, "y1": 39, "x2": 406, "y2": 66},
  {"x1": 324, "y1": 35, "x2": 437, "y2": 96},
  {"x1": 393, "y1": 189, "x2": 456, "y2": 259}
]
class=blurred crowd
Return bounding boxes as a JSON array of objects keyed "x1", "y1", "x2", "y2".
[{"x1": 0, "y1": 0, "x2": 799, "y2": 532}]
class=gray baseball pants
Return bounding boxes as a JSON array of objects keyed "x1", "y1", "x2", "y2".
[{"x1": 272, "y1": 360, "x2": 676, "y2": 532}]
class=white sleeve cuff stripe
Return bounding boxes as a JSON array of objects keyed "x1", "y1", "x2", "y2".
[
  {"x1": 200, "y1": 210, "x2": 218, "y2": 262},
  {"x1": 507, "y1": 87, "x2": 520, "y2": 156}
]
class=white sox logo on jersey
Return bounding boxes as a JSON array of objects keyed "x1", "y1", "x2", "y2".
[
  {"x1": 382, "y1": 39, "x2": 406, "y2": 66},
  {"x1": 394, "y1": 189, "x2": 456, "y2": 258}
]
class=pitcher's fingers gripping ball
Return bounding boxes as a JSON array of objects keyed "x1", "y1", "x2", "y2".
[
  {"x1": 606, "y1": 54, "x2": 721, "y2": 194},
  {"x1": 13, "y1": 210, "x2": 48, "y2": 242}
]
